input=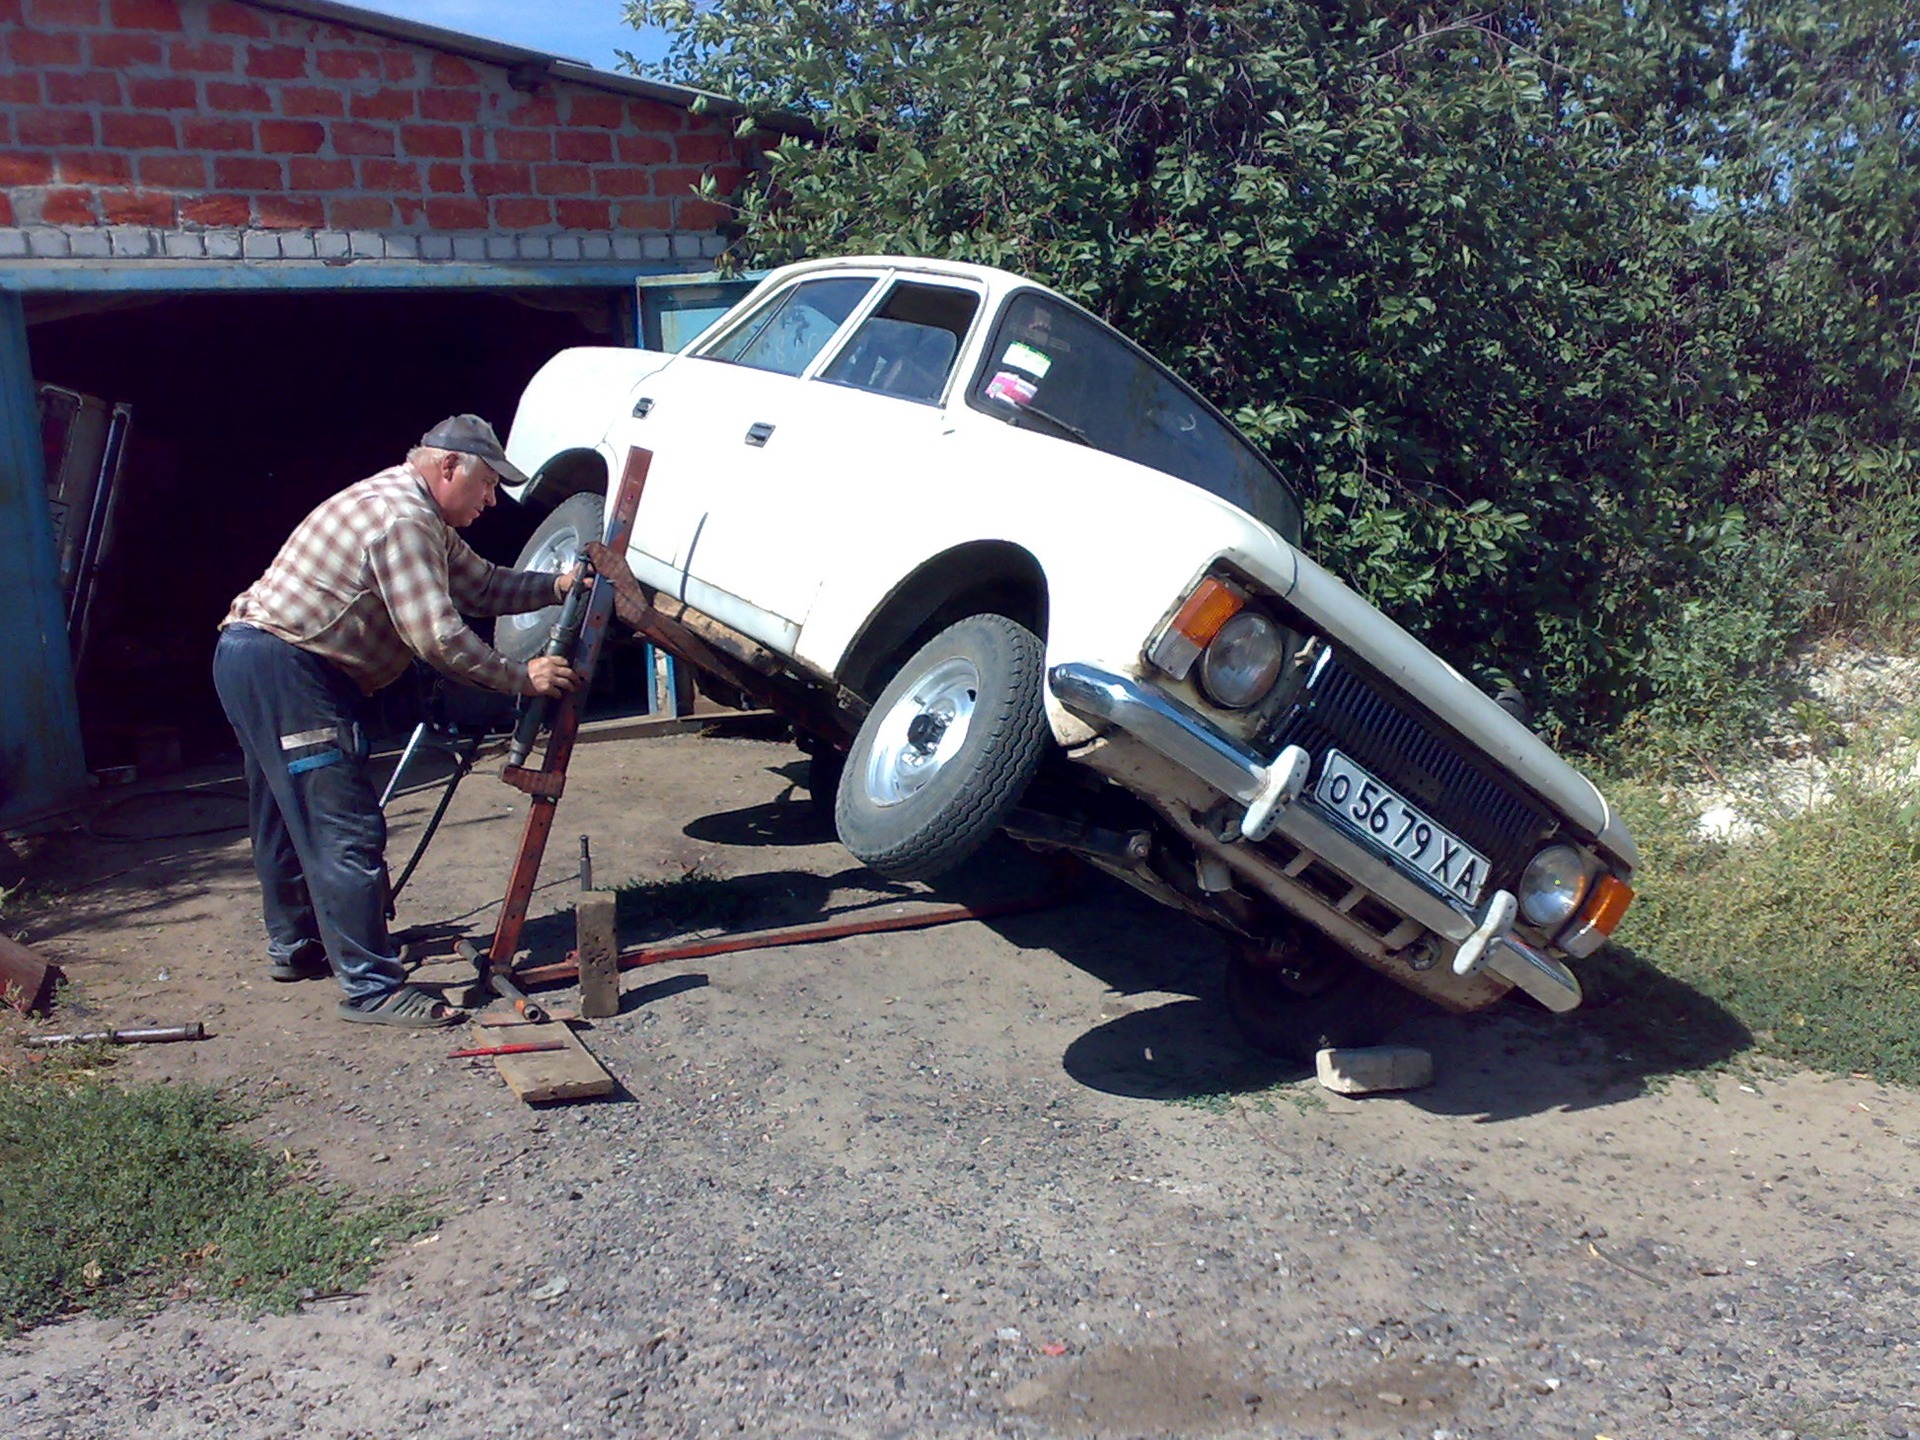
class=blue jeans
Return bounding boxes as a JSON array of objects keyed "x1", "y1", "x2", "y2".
[{"x1": 212, "y1": 625, "x2": 406, "y2": 1005}]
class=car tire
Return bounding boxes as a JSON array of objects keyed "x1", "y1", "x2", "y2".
[
  {"x1": 1223, "y1": 931, "x2": 1412, "y2": 1063},
  {"x1": 495, "y1": 491, "x2": 606, "y2": 665},
  {"x1": 835, "y1": 613, "x2": 1048, "y2": 880}
]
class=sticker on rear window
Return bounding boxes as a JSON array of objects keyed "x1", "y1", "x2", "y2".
[
  {"x1": 1002, "y1": 342, "x2": 1052, "y2": 377},
  {"x1": 985, "y1": 371, "x2": 1038, "y2": 407}
]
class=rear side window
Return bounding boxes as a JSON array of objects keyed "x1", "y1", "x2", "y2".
[
  {"x1": 819, "y1": 282, "x2": 979, "y2": 404},
  {"x1": 705, "y1": 277, "x2": 874, "y2": 376}
]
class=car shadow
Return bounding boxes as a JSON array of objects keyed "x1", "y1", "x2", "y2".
[{"x1": 678, "y1": 760, "x2": 836, "y2": 849}]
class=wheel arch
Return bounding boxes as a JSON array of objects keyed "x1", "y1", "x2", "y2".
[
  {"x1": 515, "y1": 446, "x2": 610, "y2": 517},
  {"x1": 833, "y1": 541, "x2": 1050, "y2": 701}
]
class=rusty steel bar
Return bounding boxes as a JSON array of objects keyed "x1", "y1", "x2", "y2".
[{"x1": 26, "y1": 1022, "x2": 207, "y2": 1047}]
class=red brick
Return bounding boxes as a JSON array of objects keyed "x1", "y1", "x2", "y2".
[
  {"x1": 181, "y1": 116, "x2": 252, "y2": 150},
  {"x1": 206, "y1": 0, "x2": 269, "y2": 37},
  {"x1": 129, "y1": 76, "x2": 199, "y2": 109},
  {"x1": 615, "y1": 198, "x2": 673, "y2": 229},
  {"x1": 169, "y1": 40, "x2": 235, "y2": 72},
  {"x1": 258, "y1": 120, "x2": 324, "y2": 153},
  {"x1": 566, "y1": 94, "x2": 624, "y2": 129},
  {"x1": 89, "y1": 32, "x2": 163, "y2": 67},
  {"x1": 470, "y1": 161, "x2": 529, "y2": 194},
  {"x1": 181, "y1": 192, "x2": 250, "y2": 226},
  {"x1": 330, "y1": 122, "x2": 395, "y2": 157},
  {"x1": 615, "y1": 133, "x2": 672, "y2": 165},
  {"x1": 28, "y1": 0, "x2": 103, "y2": 26},
  {"x1": 101, "y1": 111, "x2": 174, "y2": 147},
  {"x1": 492, "y1": 196, "x2": 552, "y2": 228},
  {"x1": 649, "y1": 166, "x2": 708, "y2": 196},
  {"x1": 0, "y1": 152, "x2": 54, "y2": 186},
  {"x1": 381, "y1": 49, "x2": 418, "y2": 83},
  {"x1": 0, "y1": 73, "x2": 41, "y2": 106},
  {"x1": 357, "y1": 158, "x2": 420, "y2": 192},
  {"x1": 533, "y1": 162, "x2": 592, "y2": 196},
  {"x1": 109, "y1": 0, "x2": 183, "y2": 30},
  {"x1": 326, "y1": 195, "x2": 391, "y2": 228},
  {"x1": 213, "y1": 155, "x2": 281, "y2": 187},
  {"x1": 245, "y1": 44, "x2": 307, "y2": 80},
  {"x1": 504, "y1": 96, "x2": 558, "y2": 127},
  {"x1": 348, "y1": 89, "x2": 413, "y2": 121},
  {"x1": 419, "y1": 89, "x2": 480, "y2": 123},
  {"x1": 393, "y1": 194, "x2": 422, "y2": 225},
  {"x1": 18, "y1": 109, "x2": 97, "y2": 147},
  {"x1": 10, "y1": 29, "x2": 82, "y2": 66},
  {"x1": 279, "y1": 86, "x2": 344, "y2": 118},
  {"x1": 593, "y1": 167, "x2": 649, "y2": 198},
  {"x1": 316, "y1": 47, "x2": 382, "y2": 81},
  {"x1": 102, "y1": 189, "x2": 176, "y2": 225},
  {"x1": 493, "y1": 128, "x2": 552, "y2": 162},
  {"x1": 676, "y1": 133, "x2": 737, "y2": 165},
  {"x1": 425, "y1": 196, "x2": 486, "y2": 229},
  {"x1": 429, "y1": 55, "x2": 477, "y2": 85},
  {"x1": 45, "y1": 72, "x2": 123, "y2": 106},
  {"x1": 425, "y1": 162, "x2": 466, "y2": 193},
  {"x1": 256, "y1": 193, "x2": 324, "y2": 228},
  {"x1": 289, "y1": 156, "x2": 352, "y2": 190},
  {"x1": 678, "y1": 196, "x2": 733, "y2": 229},
  {"x1": 0, "y1": 195, "x2": 13, "y2": 226},
  {"x1": 555, "y1": 197, "x2": 609, "y2": 229},
  {"x1": 629, "y1": 99, "x2": 686, "y2": 132},
  {"x1": 402, "y1": 123, "x2": 464, "y2": 159},
  {"x1": 42, "y1": 188, "x2": 99, "y2": 225},
  {"x1": 556, "y1": 130, "x2": 612, "y2": 163},
  {"x1": 204, "y1": 80, "x2": 271, "y2": 113},
  {"x1": 138, "y1": 152, "x2": 206, "y2": 187},
  {"x1": 56, "y1": 150, "x2": 129, "y2": 184}
]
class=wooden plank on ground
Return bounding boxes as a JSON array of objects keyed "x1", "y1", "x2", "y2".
[{"x1": 469, "y1": 1018, "x2": 612, "y2": 1104}]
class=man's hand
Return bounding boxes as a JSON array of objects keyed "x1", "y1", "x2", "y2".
[
  {"x1": 525, "y1": 656, "x2": 581, "y2": 696},
  {"x1": 582, "y1": 541, "x2": 635, "y2": 589},
  {"x1": 554, "y1": 557, "x2": 589, "y2": 601}
]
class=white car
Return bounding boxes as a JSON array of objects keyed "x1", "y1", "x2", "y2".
[{"x1": 502, "y1": 255, "x2": 1638, "y2": 1059}]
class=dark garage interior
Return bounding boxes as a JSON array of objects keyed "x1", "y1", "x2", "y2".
[{"x1": 26, "y1": 287, "x2": 652, "y2": 773}]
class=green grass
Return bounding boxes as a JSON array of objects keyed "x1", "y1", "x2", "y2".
[
  {"x1": 1587, "y1": 769, "x2": 1920, "y2": 1085},
  {"x1": 0, "y1": 1056, "x2": 433, "y2": 1336},
  {"x1": 613, "y1": 861, "x2": 753, "y2": 933}
]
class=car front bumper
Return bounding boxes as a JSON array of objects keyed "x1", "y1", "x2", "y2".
[{"x1": 1049, "y1": 661, "x2": 1581, "y2": 1013}]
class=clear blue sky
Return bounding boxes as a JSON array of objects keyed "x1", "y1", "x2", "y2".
[{"x1": 342, "y1": 0, "x2": 673, "y2": 73}]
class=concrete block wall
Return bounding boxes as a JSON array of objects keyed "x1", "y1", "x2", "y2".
[{"x1": 0, "y1": 0, "x2": 748, "y2": 263}]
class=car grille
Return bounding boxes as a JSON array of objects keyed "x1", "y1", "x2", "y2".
[{"x1": 1266, "y1": 651, "x2": 1558, "y2": 888}]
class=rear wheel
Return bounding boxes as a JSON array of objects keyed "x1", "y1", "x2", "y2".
[
  {"x1": 495, "y1": 491, "x2": 605, "y2": 664},
  {"x1": 835, "y1": 614, "x2": 1047, "y2": 880},
  {"x1": 1223, "y1": 930, "x2": 1412, "y2": 1063}
]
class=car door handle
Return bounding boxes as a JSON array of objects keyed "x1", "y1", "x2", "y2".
[
  {"x1": 745, "y1": 421, "x2": 775, "y2": 447},
  {"x1": 632, "y1": 396, "x2": 654, "y2": 418}
]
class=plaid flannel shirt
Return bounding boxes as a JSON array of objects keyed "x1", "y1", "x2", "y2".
[{"x1": 221, "y1": 464, "x2": 560, "y2": 695}]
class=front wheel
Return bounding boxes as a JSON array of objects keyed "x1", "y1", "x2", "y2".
[
  {"x1": 495, "y1": 491, "x2": 606, "y2": 664},
  {"x1": 835, "y1": 614, "x2": 1048, "y2": 880},
  {"x1": 1223, "y1": 931, "x2": 1413, "y2": 1063}
]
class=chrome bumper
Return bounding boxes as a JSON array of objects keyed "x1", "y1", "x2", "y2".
[{"x1": 1049, "y1": 661, "x2": 1582, "y2": 1011}]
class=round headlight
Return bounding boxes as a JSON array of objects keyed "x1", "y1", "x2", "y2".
[
  {"x1": 1199, "y1": 611, "x2": 1285, "y2": 709},
  {"x1": 1518, "y1": 845, "x2": 1591, "y2": 929}
]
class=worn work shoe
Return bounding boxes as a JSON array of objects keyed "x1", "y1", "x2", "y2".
[
  {"x1": 337, "y1": 983, "x2": 465, "y2": 1029},
  {"x1": 268, "y1": 944, "x2": 331, "y2": 983}
]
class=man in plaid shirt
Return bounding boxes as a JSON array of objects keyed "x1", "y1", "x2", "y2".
[{"x1": 214, "y1": 415, "x2": 583, "y2": 1028}]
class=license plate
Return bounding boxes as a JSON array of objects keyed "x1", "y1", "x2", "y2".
[{"x1": 1313, "y1": 749, "x2": 1490, "y2": 906}]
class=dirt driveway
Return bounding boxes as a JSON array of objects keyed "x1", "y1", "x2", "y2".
[{"x1": 4, "y1": 723, "x2": 1918, "y2": 1440}]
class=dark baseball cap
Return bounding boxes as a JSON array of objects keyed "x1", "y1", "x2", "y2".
[{"x1": 420, "y1": 413, "x2": 529, "y2": 486}]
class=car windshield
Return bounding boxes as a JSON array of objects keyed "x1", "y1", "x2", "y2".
[
  {"x1": 704, "y1": 276, "x2": 875, "y2": 376},
  {"x1": 969, "y1": 292, "x2": 1303, "y2": 543}
]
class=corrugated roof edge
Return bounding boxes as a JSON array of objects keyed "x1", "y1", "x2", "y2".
[{"x1": 241, "y1": 0, "x2": 818, "y2": 137}]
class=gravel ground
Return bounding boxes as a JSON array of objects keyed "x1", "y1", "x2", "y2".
[{"x1": 3, "y1": 727, "x2": 1917, "y2": 1439}]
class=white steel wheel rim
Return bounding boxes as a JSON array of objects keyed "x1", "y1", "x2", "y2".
[
  {"x1": 863, "y1": 657, "x2": 981, "y2": 807},
  {"x1": 504, "y1": 523, "x2": 583, "y2": 635}
]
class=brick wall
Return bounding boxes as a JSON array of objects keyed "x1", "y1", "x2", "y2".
[{"x1": 0, "y1": 0, "x2": 750, "y2": 263}]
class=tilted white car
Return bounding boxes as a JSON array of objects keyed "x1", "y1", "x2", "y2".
[{"x1": 502, "y1": 255, "x2": 1638, "y2": 1059}]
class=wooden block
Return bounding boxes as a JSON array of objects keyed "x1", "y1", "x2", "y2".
[
  {"x1": 1315, "y1": 1045, "x2": 1434, "y2": 1095},
  {"x1": 576, "y1": 889, "x2": 620, "y2": 1019},
  {"x1": 470, "y1": 1019, "x2": 613, "y2": 1104}
]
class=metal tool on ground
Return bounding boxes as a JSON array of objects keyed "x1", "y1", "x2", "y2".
[
  {"x1": 26, "y1": 1022, "x2": 207, "y2": 1047},
  {"x1": 459, "y1": 937, "x2": 549, "y2": 1025},
  {"x1": 447, "y1": 1040, "x2": 568, "y2": 1060}
]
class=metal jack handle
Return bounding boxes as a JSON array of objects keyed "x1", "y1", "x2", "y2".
[
  {"x1": 457, "y1": 937, "x2": 549, "y2": 1025},
  {"x1": 506, "y1": 550, "x2": 593, "y2": 770}
]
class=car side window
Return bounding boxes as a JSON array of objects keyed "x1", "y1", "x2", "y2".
[
  {"x1": 705, "y1": 277, "x2": 875, "y2": 376},
  {"x1": 971, "y1": 292, "x2": 1303, "y2": 543},
  {"x1": 819, "y1": 282, "x2": 979, "y2": 404}
]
